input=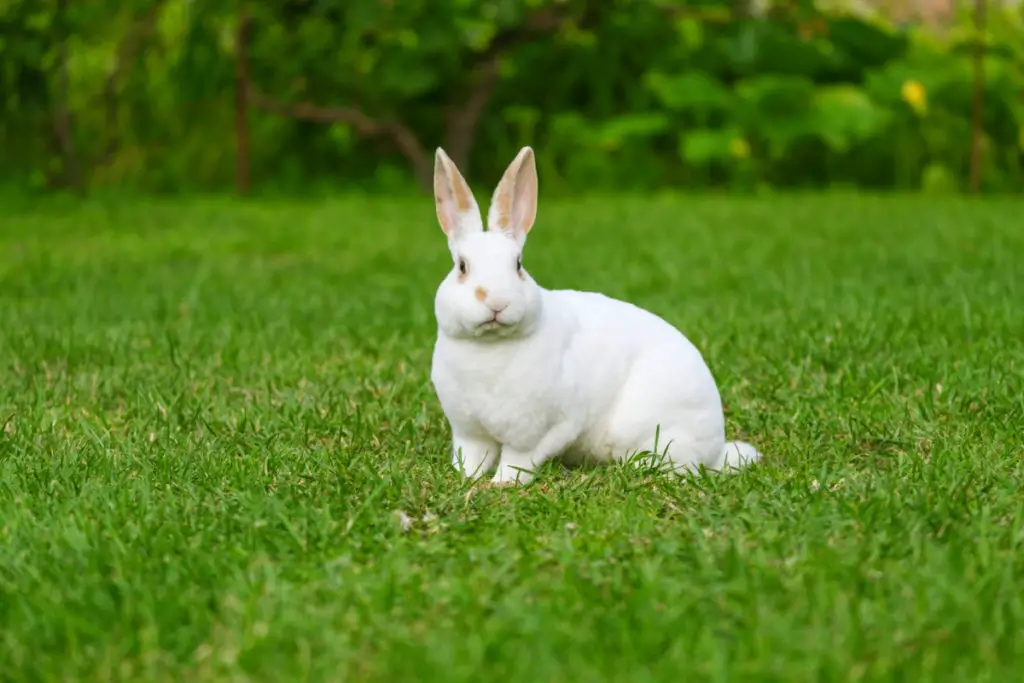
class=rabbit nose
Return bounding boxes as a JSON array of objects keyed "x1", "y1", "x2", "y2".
[{"x1": 488, "y1": 299, "x2": 509, "y2": 313}]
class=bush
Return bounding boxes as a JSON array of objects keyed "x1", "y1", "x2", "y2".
[{"x1": 1, "y1": 0, "x2": 1021, "y2": 194}]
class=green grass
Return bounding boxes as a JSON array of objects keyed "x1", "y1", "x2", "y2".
[{"x1": 0, "y1": 194, "x2": 1022, "y2": 682}]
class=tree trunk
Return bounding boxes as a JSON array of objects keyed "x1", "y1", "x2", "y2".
[
  {"x1": 235, "y1": 6, "x2": 252, "y2": 194},
  {"x1": 53, "y1": 0, "x2": 82, "y2": 190},
  {"x1": 968, "y1": 0, "x2": 986, "y2": 194},
  {"x1": 443, "y1": 58, "x2": 502, "y2": 172},
  {"x1": 103, "y1": 2, "x2": 167, "y2": 163}
]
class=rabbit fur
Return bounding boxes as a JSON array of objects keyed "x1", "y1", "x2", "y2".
[{"x1": 429, "y1": 146, "x2": 762, "y2": 485}]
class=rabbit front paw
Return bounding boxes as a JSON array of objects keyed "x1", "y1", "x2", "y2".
[{"x1": 451, "y1": 435, "x2": 500, "y2": 480}]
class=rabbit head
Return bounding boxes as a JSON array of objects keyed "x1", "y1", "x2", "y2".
[{"x1": 432, "y1": 147, "x2": 543, "y2": 340}]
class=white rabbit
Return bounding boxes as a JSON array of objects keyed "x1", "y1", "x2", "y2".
[{"x1": 429, "y1": 146, "x2": 762, "y2": 485}]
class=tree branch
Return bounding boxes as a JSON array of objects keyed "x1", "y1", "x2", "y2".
[
  {"x1": 442, "y1": 8, "x2": 587, "y2": 170},
  {"x1": 246, "y1": 85, "x2": 432, "y2": 190}
]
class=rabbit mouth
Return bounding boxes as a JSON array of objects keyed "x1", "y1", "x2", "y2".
[
  {"x1": 478, "y1": 309, "x2": 511, "y2": 327},
  {"x1": 475, "y1": 315, "x2": 517, "y2": 334}
]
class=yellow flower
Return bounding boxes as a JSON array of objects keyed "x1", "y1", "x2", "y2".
[
  {"x1": 730, "y1": 137, "x2": 751, "y2": 159},
  {"x1": 901, "y1": 79, "x2": 927, "y2": 115}
]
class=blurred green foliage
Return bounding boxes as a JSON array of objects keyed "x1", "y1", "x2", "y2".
[{"x1": 1, "y1": 0, "x2": 1022, "y2": 194}]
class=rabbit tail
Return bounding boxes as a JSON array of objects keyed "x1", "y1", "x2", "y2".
[{"x1": 714, "y1": 440, "x2": 763, "y2": 471}]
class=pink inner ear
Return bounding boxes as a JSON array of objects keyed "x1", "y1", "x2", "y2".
[
  {"x1": 489, "y1": 155, "x2": 536, "y2": 237},
  {"x1": 435, "y1": 156, "x2": 479, "y2": 239},
  {"x1": 491, "y1": 184, "x2": 512, "y2": 232},
  {"x1": 436, "y1": 193, "x2": 458, "y2": 238},
  {"x1": 509, "y1": 162, "x2": 537, "y2": 236},
  {"x1": 449, "y1": 172, "x2": 475, "y2": 214}
]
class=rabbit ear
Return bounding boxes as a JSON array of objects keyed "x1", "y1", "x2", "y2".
[
  {"x1": 488, "y1": 146, "x2": 537, "y2": 246},
  {"x1": 434, "y1": 148, "x2": 483, "y2": 242}
]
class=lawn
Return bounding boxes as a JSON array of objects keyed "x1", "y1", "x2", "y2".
[{"x1": 0, "y1": 194, "x2": 1022, "y2": 682}]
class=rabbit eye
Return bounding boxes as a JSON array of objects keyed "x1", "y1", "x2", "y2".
[
  {"x1": 515, "y1": 256, "x2": 522, "y2": 273},
  {"x1": 458, "y1": 258, "x2": 468, "y2": 276}
]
